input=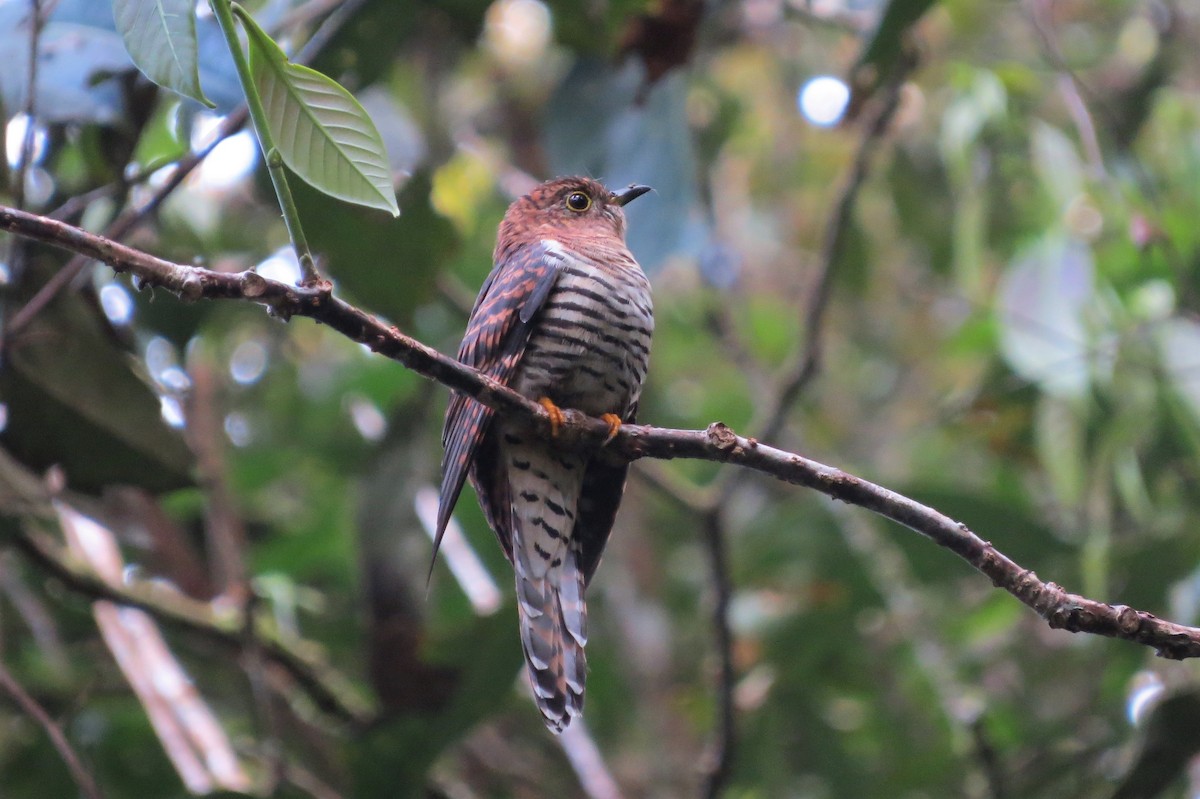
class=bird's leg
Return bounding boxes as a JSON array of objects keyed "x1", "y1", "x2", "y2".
[
  {"x1": 600, "y1": 413, "x2": 622, "y2": 445},
  {"x1": 537, "y1": 397, "x2": 565, "y2": 437}
]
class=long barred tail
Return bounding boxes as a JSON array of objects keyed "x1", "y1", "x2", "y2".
[{"x1": 515, "y1": 542, "x2": 588, "y2": 733}]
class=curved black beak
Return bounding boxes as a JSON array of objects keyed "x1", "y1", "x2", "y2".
[{"x1": 612, "y1": 183, "x2": 653, "y2": 207}]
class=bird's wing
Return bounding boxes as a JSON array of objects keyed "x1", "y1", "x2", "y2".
[
  {"x1": 574, "y1": 402, "x2": 638, "y2": 586},
  {"x1": 434, "y1": 241, "x2": 564, "y2": 569}
]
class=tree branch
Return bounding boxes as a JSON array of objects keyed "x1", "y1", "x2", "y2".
[
  {"x1": 12, "y1": 0, "x2": 42, "y2": 213},
  {"x1": 3, "y1": 204, "x2": 1200, "y2": 665},
  {"x1": 0, "y1": 659, "x2": 104, "y2": 799},
  {"x1": 2, "y1": 0, "x2": 366, "y2": 340},
  {"x1": 11, "y1": 528, "x2": 375, "y2": 725}
]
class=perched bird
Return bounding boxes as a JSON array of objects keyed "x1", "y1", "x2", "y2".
[{"x1": 435, "y1": 176, "x2": 654, "y2": 732}]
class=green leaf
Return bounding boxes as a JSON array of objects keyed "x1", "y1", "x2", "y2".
[
  {"x1": 0, "y1": 297, "x2": 194, "y2": 495},
  {"x1": 132, "y1": 97, "x2": 188, "y2": 171},
  {"x1": 113, "y1": 0, "x2": 213, "y2": 107},
  {"x1": 235, "y1": 5, "x2": 400, "y2": 217},
  {"x1": 292, "y1": 172, "x2": 456, "y2": 323}
]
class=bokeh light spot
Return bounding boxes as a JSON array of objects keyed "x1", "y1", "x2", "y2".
[
  {"x1": 159, "y1": 367, "x2": 192, "y2": 393},
  {"x1": 798, "y1": 76, "x2": 850, "y2": 128},
  {"x1": 256, "y1": 248, "x2": 302, "y2": 286},
  {"x1": 145, "y1": 337, "x2": 179, "y2": 384},
  {"x1": 22, "y1": 167, "x2": 54, "y2": 207},
  {"x1": 346, "y1": 395, "x2": 387, "y2": 442},
  {"x1": 5, "y1": 113, "x2": 47, "y2": 169},
  {"x1": 160, "y1": 396, "x2": 186, "y2": 428},
  {"x1": 1127, "y1": 672, "x2": 1164, "y2": 725},
  {"x1": 484, "y1": 0, "x2": 552, "y2": 67},
  {"x1": 190, "y1": 113, "x2": 259, "y2": 190},
  {"x1": 230, "y1": 339, "x2": 268, "y2": 385},
  {"x1": 99, "y1": 284, "x2": 134, "y2": 326},
  {"x1": 224, "y1": 412, "x2": 253, "y2": 447}
]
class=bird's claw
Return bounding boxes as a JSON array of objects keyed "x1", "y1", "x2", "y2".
[
  {"x1": 538, "y1": 397, "x2": 564, "y2": 437},
  {"x1": 600, "y1": 413, "x2": 622, "y2": 445}
]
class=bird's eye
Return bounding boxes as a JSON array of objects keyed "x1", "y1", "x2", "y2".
[{"x1": 566, "y1": 192, "x2": 591, "y2": 212}]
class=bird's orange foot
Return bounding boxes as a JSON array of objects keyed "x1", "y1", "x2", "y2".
[
  {"x1": 600, "y1": 413, "x2": 623, "y2": 445},
  {"x1": 538, "y1": 397, "x2": 565, "y2": 437}
]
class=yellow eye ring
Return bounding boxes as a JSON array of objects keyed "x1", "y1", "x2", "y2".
[{"x1": 566, "y1": 192, "x2": 591, "y2": 212}]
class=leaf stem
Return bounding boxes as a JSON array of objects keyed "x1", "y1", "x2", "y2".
[{"x1": 209, "y1": 0, "x2": 320, "y2": 286}]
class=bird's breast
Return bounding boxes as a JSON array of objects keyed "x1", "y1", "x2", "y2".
[{"x1": 513, "y1": 245, "x2": 653, "y2": 418}]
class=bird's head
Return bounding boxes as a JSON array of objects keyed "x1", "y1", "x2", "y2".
[{"x1": 498, "y1": 177, "x2": 652, "y2": 252}]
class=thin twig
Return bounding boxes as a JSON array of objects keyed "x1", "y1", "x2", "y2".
[
  {"x1": 632, "y1": 460, "x2": 714, "y2": 513},
  {"x1": 2, "y1": 0, "x2": 366, "y2": 340},
  {"x1": 241, "y1": 590, "x2": 286, "y2": 792},
  {"x1": 746, "y1": 64, "x2": 910, "y2": 454},
  {"x1": 4, "y1": 206, "x2": 1200, "y2": 659},
  {"x1": 1025, "y1": 0, "x2": 1121, "y2": 149},
  {"x1": 971, "y1": 718, "x2": 1007, "y2": 799},
  {"x1": 558, "y1": 719, "x2": 625, "y2": 799},
  {"x1": 0, "y1": 0, "x2": 44, "y2": 349},
  {"x1": 703, "y1": 301, "x2": 771, "y2": 399},
  {"x1": 1025, "y1": 0, "x2": 1110, "y2": 183},
  {"x1": 9, "y1": 525, "x2": 374, "y2": 725},
  {"x1": 0, "y1": 552, "x2": 68, "y2": 673},
  {"x1": 185, "y1": 358, "x2": 248, "y2": 597},
  {"x1": 832, "y1": 505, "x2": 992, "y2": 790},
  {"x1": 785, "y1": 2, "x2": 872, "y2": 34},
  {"x1": 689, "y1": 64, "x2": 913, "y2": 796},
  {"x1": 2, "y1": 107, "x2": 250, "y2": 340},
  {"x1": 0, "y1": 660, "x2": 105, "y2": 799},
  {"x1": 634, "y1": 60, "x2": 912, "y2": 517},
  {"x1": 275, "y1": 757, "x2": 345, "y2": 799},
  {"x1": 288, "y1": 0, "x2": 371, "y2": 63},
  {"x1": 213, "y1": 0, "x2": 321, "y2": 286},
  {"x1": 279, "y1": 0, "x2": 346, "y2": 33},
  {"x1": 45, "y1": 160, "x2": 169, "y2": 224},
  {"x1": 13, "y1": 0, "x2": 42, "y2": 212},
  {"x1": 649, "y1": 58, "x2": 912, "y2": 520},
  {"x1": 1055, "y1": 73, "x2": 1106, "y2": 180},
  {"x1": 700, "y1": 509, "x2": 734, "y2": 799}
]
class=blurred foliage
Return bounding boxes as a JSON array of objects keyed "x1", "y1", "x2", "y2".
[{"x1": 2, "y1": 0, "x2": 1200, "y2": 797}]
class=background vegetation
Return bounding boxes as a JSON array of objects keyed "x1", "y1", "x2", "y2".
[{"x1": 2, "y1": 0, "x2": 1200, "y2": 796}]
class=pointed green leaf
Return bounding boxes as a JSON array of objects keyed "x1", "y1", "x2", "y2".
[
  {"x1": 235, "y1": 6, "x2": 400, "y2": 217},
  {"x1": 113, "y1": 0, "x2": 213, "y2": 107}
]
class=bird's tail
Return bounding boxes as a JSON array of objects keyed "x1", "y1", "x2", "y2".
[{"x1": 514, "y1": 542, "x2": 588, "y2": 733}]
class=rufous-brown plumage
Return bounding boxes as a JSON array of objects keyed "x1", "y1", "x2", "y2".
[{"x1": 436, "y1": 176, "x2": 653, "y2": 732}]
